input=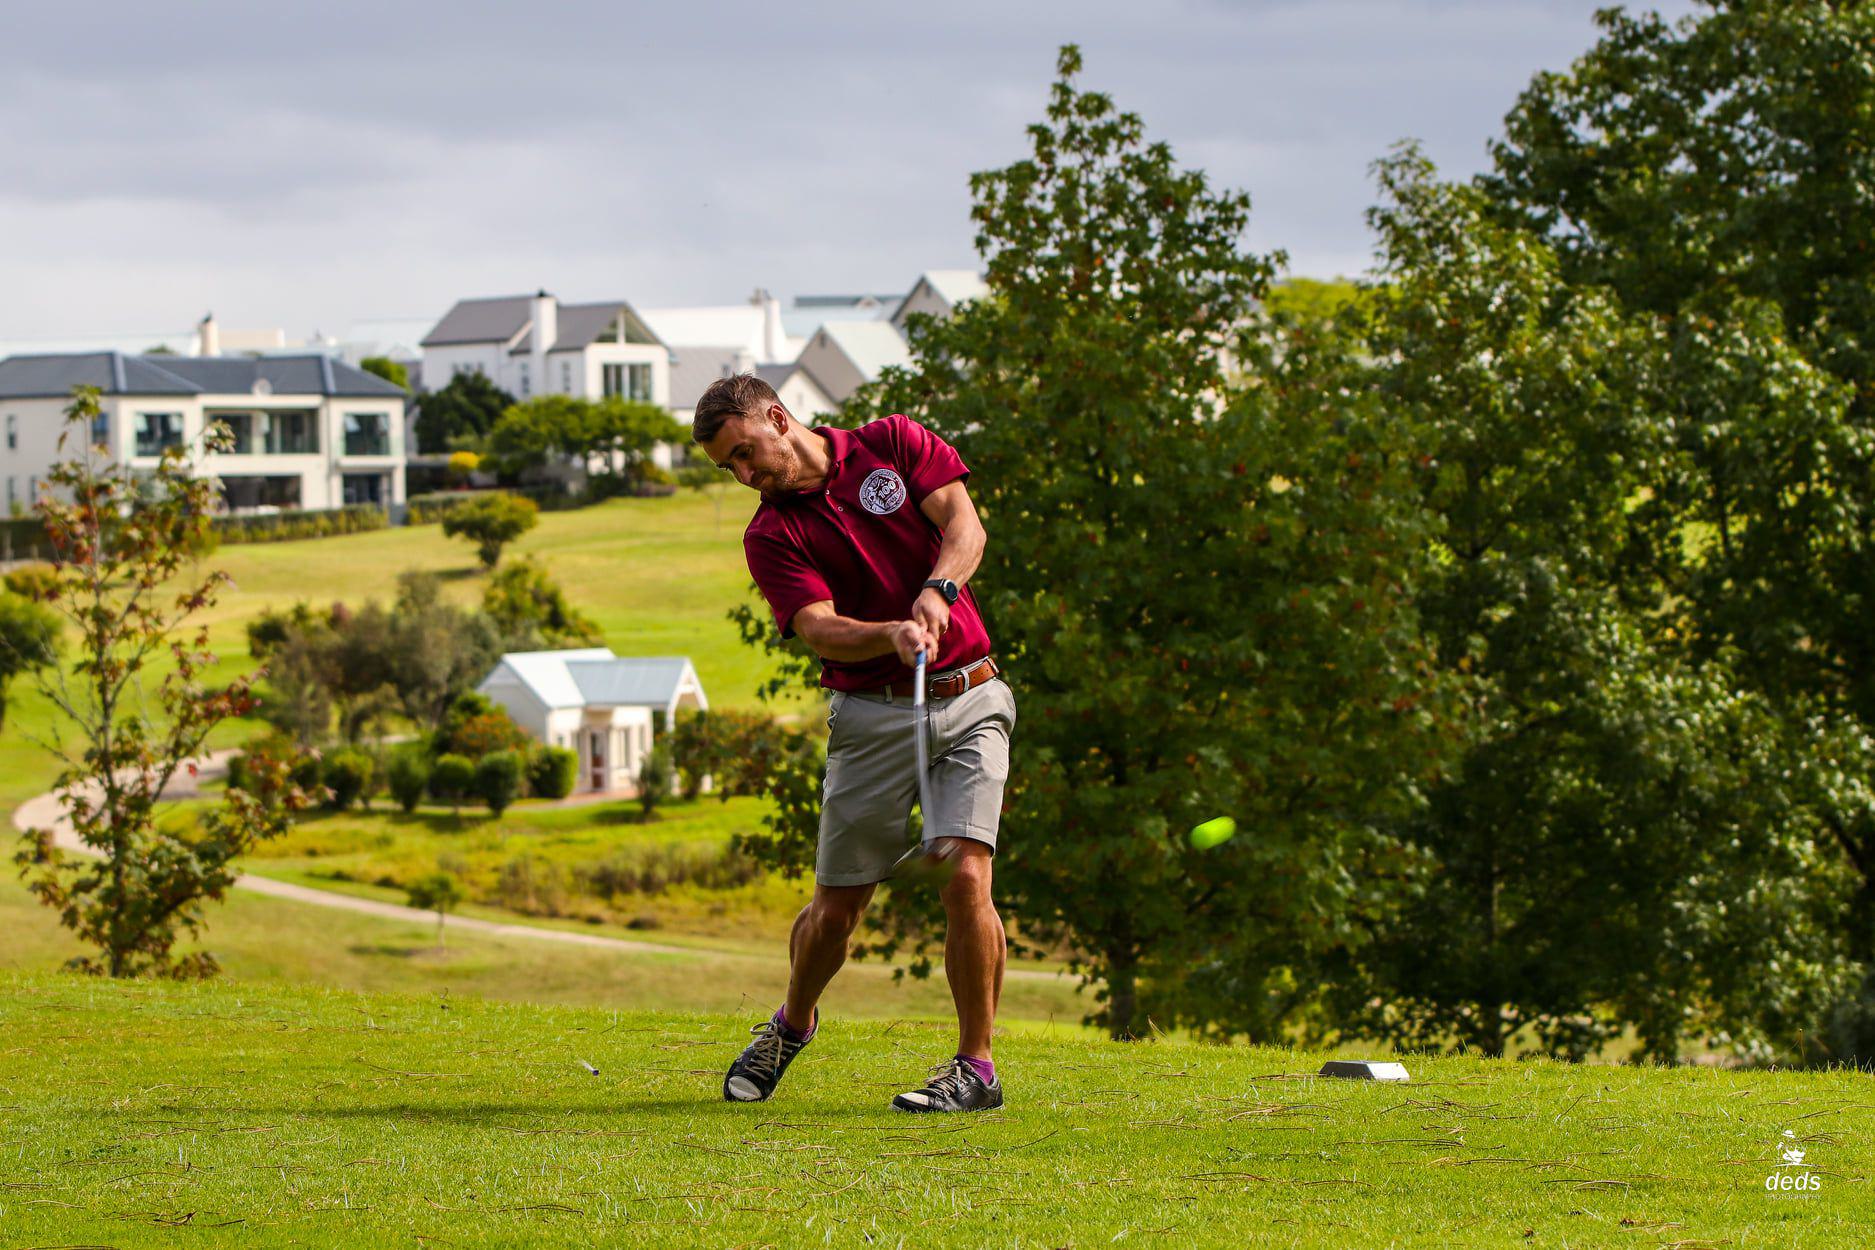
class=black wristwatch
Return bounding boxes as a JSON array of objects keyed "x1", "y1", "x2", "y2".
[{"x1": 923, "y1": 577, "x2": 960, "y2": 606}]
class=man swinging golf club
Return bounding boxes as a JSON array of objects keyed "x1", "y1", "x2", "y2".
[{"x1": 692, "y1": 374, "x2": 1016, "y2": 1114}]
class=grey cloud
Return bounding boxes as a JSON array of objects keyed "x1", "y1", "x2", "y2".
[{"x1": 0, "y1": 0, "x2": 1698, "y2": 339}]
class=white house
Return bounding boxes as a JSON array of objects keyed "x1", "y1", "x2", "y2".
[
  {"x1": 788, "y1": 319, "x2": 913, "y2": 408},
  {"x1": 477, "y1": 649, "x2": 708, "y2": 795},
  {"x1": 420, "y1": 291, "x2": 672, "y2": 410},
  {"x1": 0, "y1": 351, "x2": 408, "y2": 514},
  {"x1": 891, "y1": 270, "x2": 989, "y2": 335}
]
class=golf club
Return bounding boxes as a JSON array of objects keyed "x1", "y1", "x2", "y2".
[{"x1": 888, "y1": 647, "x2": 954, "y2": 884}]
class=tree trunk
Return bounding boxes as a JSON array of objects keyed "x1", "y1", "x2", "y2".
[{"x1": 1107, "y1": 951, "x2": 1140, "y2": 1040}]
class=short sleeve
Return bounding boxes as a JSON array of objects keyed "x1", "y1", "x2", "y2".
[
  {"x1": 744, "y1": 527, "x2": 833, "y2": 639},
  {"x1": 883, "y1": 413, "x2": 969, "y2": 503}
]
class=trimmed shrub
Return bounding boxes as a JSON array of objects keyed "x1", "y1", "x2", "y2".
[
  {"x1": 289, "y1": 753, "x2": 323, "y2": 794},
  {"x1": 527, "y1": 745, "x2": 577, "y2": 799},
  {"x1": 430, "y1": 753, "x2": 474, "y2": 814},
  {"x1": 322, "y1": 749, "x2": 375, "y2": 810},
  {"x1": 474, "y1": 749, "x2": 523, "y2": 815},
  {"x1": 637, "y1": 743, "x2": 674, "y2": 820},
  {"x1": 387, "y1": 748, "x2": 431, "y2": 814}
]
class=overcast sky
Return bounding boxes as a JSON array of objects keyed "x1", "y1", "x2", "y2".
[{"x1": 0, "y1": 0, "x2": 1699, "y2": 344}]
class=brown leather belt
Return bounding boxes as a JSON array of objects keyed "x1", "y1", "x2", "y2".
[{"x1": 882, "y1": 655, "x2": 1000, "y2": 701}]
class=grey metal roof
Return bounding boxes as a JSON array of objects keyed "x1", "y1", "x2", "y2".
[
  {"x1": 0, "y1": 351, "x2": 405, "y2": 400},
  {"x1": 754, "y1": 363, "x2": 793, "y2": 391},
  {"x1": 0, "y1": 352, "x2": 194, "y2": 399},
  {"x1": 565, "y1": 656, "x2": 696, "y2": 707},
  {"x1": 668, "y1": 345, "x2": 752, "y2": 411},
  {"x1": 420, "y1": 295, "x2": 533, "y2": 347},
  {"x1": 508, "y1": 300, "x2": 669, "y2": 355}
]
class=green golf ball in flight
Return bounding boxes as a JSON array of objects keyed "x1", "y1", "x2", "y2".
[{"x1": 1190, "y1": 817, "x2": 1237, "y2": 849}]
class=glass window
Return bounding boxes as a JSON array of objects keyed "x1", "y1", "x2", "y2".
[
  {"x1": 628, "y1": 363, "x2": 653, "y2": 402},
  {"x1": 219, "y1": 475, "x2": 302, "y2": 511},
  {"x1": 133, "y1": 412, "x2": 183, "y2": 456},
  {"x1": 90, "y1": 408, "x2": 110, "y2": 450},
  {"x1": 602, "y1": 363, "x2": 623, "y2": 398},
  {"x1": 207, "y1": 411, "x2": 255, "y2": 454},
  {"x1": 560, "y1": 361, "x2": 572, "y2": 392},
  {"x1": 343, "y1": 412, "x2": 390, "y2": 456},
  {"x1": 518, "y1": 362, "x2": 530, "y2": 398},
  {"x1": 262, "y1": 410, "x2": 318, "y2": 455},
  {"x1": 342, "y1": 473, "x2": 385, "y2": 506},
  {"x1": 5, "y1": 414, "x2": 16, "y2": 450}
]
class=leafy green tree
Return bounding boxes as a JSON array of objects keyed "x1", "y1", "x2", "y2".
[
  {"x1": 486, "y1": 395, "x2": 592, "y2": 477},
  {"x1": 0, "y1": 587, "x2": 60, "y2": 730},
  {"x1": 592, "y1": 398, "x2": 685, "y2": 487},
  {"x1": 13, "y1": 389, "x2": 317, "y2": 978},
  {"x1": 442, "y1": 492, "x2": 538, "y2": 568},
  {"x1": 747, "y1": 47, "x2": 1452, "y2": 1040},
  {"x1": 1327, "y1": 150, "x2": 1851, "y2": 1063},
  {"x1": 482, "y1": 556, "x2": 603, "y2": 648},
  {"x1": 359, "y1": 356, "x2": 409, "y2": 390},
  {"x1": 382, "y1": 572, "x2": 505, "y2": 732},
  {"x1": 1482, "y1": 0, "x2": 1875, "y2": 1062},
  {"x1": 406, "y1": 870, "x2": 464, "y2": 947},
  {"x1": 416, "y1": 371, "x2": 513, "y2": 454}
]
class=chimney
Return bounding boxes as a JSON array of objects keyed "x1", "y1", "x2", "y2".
[
  {"x1": 196, "y1": 311, "x2": 219, "y2": 357},
  {"x1": 531, "y1": 290, "x2": 556, "y2": 392},
  {"x1": 753, "y1": 288, "x2": 784, "y2": 362}
]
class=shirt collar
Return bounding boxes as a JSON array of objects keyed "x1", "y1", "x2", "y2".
[{"x1": 818, "y1": 424, "x2": 855, "y2": 465}]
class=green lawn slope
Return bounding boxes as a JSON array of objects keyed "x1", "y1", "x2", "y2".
[
  {"x1": 0, "y1": 484, "x2": 785, "y2": 816},
  {"x1": 1, "y1": 971, "x2": 1867, "y2": 1248}
]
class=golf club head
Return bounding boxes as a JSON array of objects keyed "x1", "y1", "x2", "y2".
[{"x1": 887, "y1": 837, "x2": 962, "y2": 888}]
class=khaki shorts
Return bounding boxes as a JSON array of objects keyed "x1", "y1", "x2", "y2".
[{"x1": 815, "y1": 673, "x2": 1018, "y2": 887}]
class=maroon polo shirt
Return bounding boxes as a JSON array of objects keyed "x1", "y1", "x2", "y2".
[{"x1": 743, "y1": 413, "x2": 992, "y2": 692}]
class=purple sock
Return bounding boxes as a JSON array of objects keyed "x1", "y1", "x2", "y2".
[
  {"x1": 773, "y1": 1004, "x2": 815, "y2": 1042},
  {"x1": 958, "y1": 1053, "x2": 995, "y2": 1086}
]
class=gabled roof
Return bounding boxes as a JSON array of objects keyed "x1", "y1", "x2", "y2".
[
  {"x1": 814, "y1": 320, "x2": 912, "y2": 381},
  {"x1": 566, "y1": 657, "x2": 699, "y2": 707},
  {"x1": 922, "y1": 270, "x2": 990, "y2": 307},
  {"x1": 481, "y1": 648, "x2": 704, "y2": 711},
  {"x1": 0, "y1": 351, "x2": 405, "y2": 400},
  {"x1": 420, "y1": 295, "x2": 533, "y2": 347},
  {"x1": 509, "y1": 301, "x2": 666, "y2": 355},
  {"x1": 892, "y1": 270, "x2": 989, "y2": 325}
]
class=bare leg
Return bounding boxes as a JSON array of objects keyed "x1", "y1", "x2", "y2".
[
  {"x1": 784, "y1": 882, "x2": 874, "y2": 1032},
  {"x1": 935, "y1": 839, "x2": 1002, "y2": 1058}
]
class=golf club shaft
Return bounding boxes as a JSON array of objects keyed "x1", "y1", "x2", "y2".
[{"x1": 913, "y1": 649, "x2": 934, "y2": 835}]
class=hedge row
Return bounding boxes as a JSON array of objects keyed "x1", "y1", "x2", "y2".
[{"x1": 212, "y1": 504, "x2": 388, "y2": 545}]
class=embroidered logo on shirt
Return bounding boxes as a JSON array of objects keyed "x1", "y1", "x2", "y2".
[{"x1": 858, "y1": 468, "x2": 907, "y2": 516}]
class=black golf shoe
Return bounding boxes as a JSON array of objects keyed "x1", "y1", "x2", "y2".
[
  {"x1": 722, "y1": 1017, "x2": 812, "y2": 1103},
  {"x1": 891, "y1": 1057, "x2": 1004, "y2": 1113}
]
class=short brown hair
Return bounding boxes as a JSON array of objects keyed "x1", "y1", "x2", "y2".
[{"x1": 692, "y1": 373, "x2": 781, "y2": 444}]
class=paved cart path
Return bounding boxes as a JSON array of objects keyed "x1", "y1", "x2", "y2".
[{"x1": 11, "y1": 749, "x2": 1060, "y2": 981}]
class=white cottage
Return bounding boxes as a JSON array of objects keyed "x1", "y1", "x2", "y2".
[{"x1": 476, "y1": 649, "x2": 708, "y2": 795}]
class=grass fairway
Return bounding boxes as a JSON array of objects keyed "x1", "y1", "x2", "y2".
[{"x1": 1, "y1": 974, "x2": 1867, "y2": 1249}]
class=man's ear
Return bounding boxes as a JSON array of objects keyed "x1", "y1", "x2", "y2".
[{"x1": 766, "y1": 402, "x2": 791, "y2": 434}]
